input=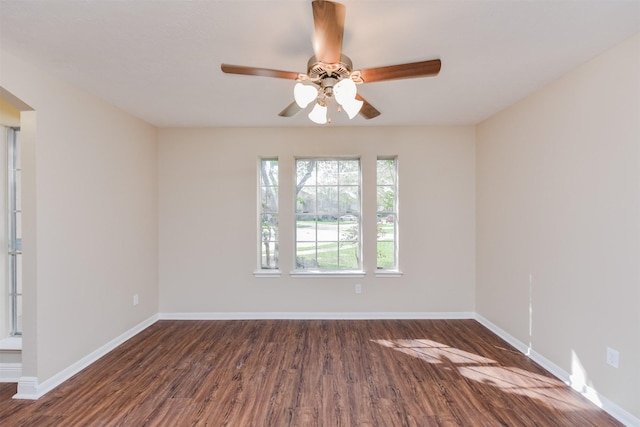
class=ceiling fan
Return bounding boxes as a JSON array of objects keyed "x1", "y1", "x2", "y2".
[{"x1": 221, "y1": 0, "x2": 441, "y2": 124}]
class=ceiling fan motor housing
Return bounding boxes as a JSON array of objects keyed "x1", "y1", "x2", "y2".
[{"x1": 307, "y1": 54, "x2": 353, "y2": 83}]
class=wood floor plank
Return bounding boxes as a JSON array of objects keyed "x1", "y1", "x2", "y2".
[{"x1": 0, "y1": 319, "x2": 624, "y2": 426}]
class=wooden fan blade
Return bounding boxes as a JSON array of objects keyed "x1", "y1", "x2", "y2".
[
  {"x1": 359, "y1": 59, "x2": 441, "y2": 83},
  {"x1": 279, "y1": 101, "x2": 302, "y2": 117},
  {"x1": 312, "y1": 0, "x2": 345, "y2": 64},
  {"x1": 355, "y1": 94, "x2": 381, "y2": 119},
  {"x1": 221, "y1": 64, "x2": 300, "y2": 80}
]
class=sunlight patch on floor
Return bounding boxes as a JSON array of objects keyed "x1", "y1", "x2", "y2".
[
  {"x1": 372, "y1": 338, "x2": 597, "y2": 412},
  {"x1": 460, "y1": 365, "x2": 594, "y2": 411},
  {"x1": 373, "y1": 339, "x2": 495, "y2": 365}
]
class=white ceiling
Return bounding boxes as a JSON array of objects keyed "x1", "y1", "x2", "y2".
[{"x1": 1, "y1": 0, "x2": 639, "y2": 128}]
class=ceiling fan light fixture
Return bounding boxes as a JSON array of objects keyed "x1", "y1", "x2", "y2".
[
  {"x1": 333, "y1": 77, "x2": 357, "y2": 106},
  {"x1": 308, "y1": 102, "x2": 328, "y2": 124},
  {"x1": 333, "y1": 79, "x2": 358, "y2": 105},
  {"x1": 341, "y1": 97, "x2": 364, "y2": 119},
  {"x1": 294, "y1": 83, "x2": 318, "y2": 108}
]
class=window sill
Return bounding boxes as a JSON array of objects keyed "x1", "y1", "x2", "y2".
[
  {"x1": 254, "y1": 270, "x2": 282, "y2": 278},
  {"x1": 375, "y1": 270, "x2": 403, "y2": 278},
  {"x1": 0, "y1": 336, "x2": 22, "y2": 351},
  {"x1": 290, "y1": 270, "x2": 366, "y2": 278}
]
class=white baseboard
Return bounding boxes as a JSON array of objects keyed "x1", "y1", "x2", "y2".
[
  {"x1": 474, "y1": 314, "x2": 640, "y2": 427},
  {"x1": 14, "y1": 314, "x2": 159, "y2": 400},
  {"x1": 159, "y1": 311, "x2": 476, "y2": 320},
  {"x1": 0, "y1": 363, "x2": 22, "y2": 382}
]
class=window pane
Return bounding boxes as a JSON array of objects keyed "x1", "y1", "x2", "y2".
[
  {"x1": 296, "y1": 242, "x2": 317, "y2": 269},
  {"x1": 339, "y1": 222, "x2": 359, "y2": 242},
  {"x1": 318, "y1": 219, "x2": 339, "y2": 241},
  {"x1": 317, "y1": 186, "x2": 338, "y2": 214},
  {"x1": 15, "y1": 212, "x2": 22, "y2": 241},
  {"x1": 15, "y1": 172, "x2": 21, "y2": 211},
  {"x1": 296, "y1": 160, "x2": 316, "y2": 186},
  {"x1": 261, "y1": 214, "x2": 278, "y2": 240},
  {"x1": 296, "y1": 187, "x2": 315, "y2": 214},
  {"x1": 317, "y1": 160, "x2": 338, "y2": 185},
  {"x1": 261, "y1": 159, "x2": 279, "y2": 185},
  {"x1": 261, "y1": 242, "x2": 278, "y2": 269},
  {"x1": 296, "y1": 215, "x2": 316, "y2": 242},
  {"x1": 16, "y1": 255, "x2": 22, "y2": 294},
  {"x1": 339, "y1": 242, "x2": 359, "y2": 269},
  {"x1": 377, "y1": 241, "x2": 396, "y2": 269},
  {"x1": 14, "y1": 131, "x2": 21, "y2": 164},
  {"x1": 316, "y1": 242, "x2": 338, "y2": 269},
  {"x1": 377, "y1": 217, "x2": 395, "y2": 240},
  {"x1": 339, "y1": 160, "x2": 359, "y2": 184},
  {"x1": 296, "y1": 241, "x2": 315, "y2": 255},
  {"x1": 377, "y1": 186, "x2": 395, "y2": 212},
  {"x1": 339, "y1": 186, "x2": 359, "y2": 213},
  {"x1": 377, "y1": 159, "x2": 395, "y2": 185},
  {"x1": 15, "y1": 294, "x2": 22, "y2": 334},
  {"x1": 261, "y1": 187, "x2": 278, "y2": 213}
]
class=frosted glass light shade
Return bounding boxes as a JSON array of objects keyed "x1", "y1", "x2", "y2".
[
  {"x1": 334, "y1": 78, "x2": 357, "y2": 106},
  {"x1": 308, "y1": 102, "x2": 328, "y2": 124},
  {"x1": 341, "y1": 98, "x2": 363, "y2": 119},
  {"x1": 294, "y1": 83, "x2": 318, "y2": 108}
]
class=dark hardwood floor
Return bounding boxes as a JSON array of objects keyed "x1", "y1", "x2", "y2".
[{"x1": 0, "y1": 319, "x2": 623, "y2": 426}]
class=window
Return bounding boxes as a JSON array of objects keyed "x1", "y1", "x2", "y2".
[
  {"x1": 377, "y1": 157, "x2": 398, "y2": 270},
  {"x1": 6, "y1": 127, "x2": 22, "y2": 335},
  {"x1": 295, "y1": 159, "x2": 361, "y2": 271},
  {"x1": 259, "y1": 159, "x2": 279, "y2": 270}
]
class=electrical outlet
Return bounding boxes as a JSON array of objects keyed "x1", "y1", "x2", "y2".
[
  {"x1": 355, "y1": 284, "x2": 362, "y2": 294},
  {"x1": 133, "y1": 294, "x2": 139, "y2": 306},
  {"x1": 606, "y1": 347, "x2": 619, "y2": 368}
]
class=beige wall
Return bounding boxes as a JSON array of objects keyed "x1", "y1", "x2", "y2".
[
  {"x1": 476, "y1": 33, "x2": 640, "y2": 418},
  {"x1": 158, "y1": 126, "x2": 476, "y2": 314},
  {"x1": 0, "y1": 51, "x2": 159, "y2": 383}
]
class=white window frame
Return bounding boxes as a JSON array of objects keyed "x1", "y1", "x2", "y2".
[
  {"x1": 292, "y1": 157, "x2": 363, "y2": 276},
  {"x1": 376, "y1": 157, "x2": 401, "y2": 275},
  {"x1": 256, "y1": 158, "x2": 280, "y2": 276},
  {"x1": 6, "y1": 127, "x2": 21, "y2": 335}
]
